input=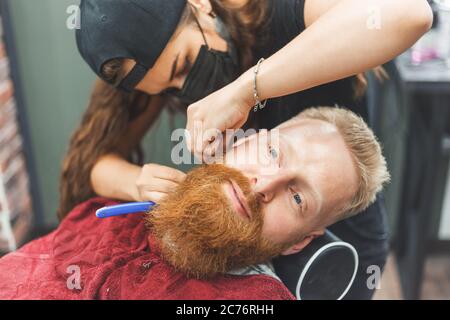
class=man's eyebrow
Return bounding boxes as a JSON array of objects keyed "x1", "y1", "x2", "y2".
[{"x1": 169, "y1": 53, "x2": 180, "y2": 82}]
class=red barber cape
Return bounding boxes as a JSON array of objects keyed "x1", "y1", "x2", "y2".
[{"x1": 0, "y1": 198, "x2": 294, "y2": 300}]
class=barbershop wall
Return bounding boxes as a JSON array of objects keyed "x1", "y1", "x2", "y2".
[
  {"x1": 6, "y1": 0, "x2": 94, "y2": 227},
  {"x1": 0, "y1": 14, "x2": 32, "y2": 252},
  {"x1": 5, "y1": 0, "x2": 187, "y2": 227}
]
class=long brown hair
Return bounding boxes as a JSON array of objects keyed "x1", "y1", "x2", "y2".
[
  {"x1": 57, "y1": 0, "x2": 269, "y2": 219},
  {"x1": 57, "y1": 81, "x2": 150, "y2": 219}
]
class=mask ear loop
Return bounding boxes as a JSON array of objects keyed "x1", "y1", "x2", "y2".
[{"x1": 191, "y1": 7, "x2": 211, "y2": 49}]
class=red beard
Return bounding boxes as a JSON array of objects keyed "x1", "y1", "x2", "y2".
[{"x1": 146, "y1": 164, "x2": 285, "y2": 279}]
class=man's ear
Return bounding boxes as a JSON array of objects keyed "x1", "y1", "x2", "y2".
[
  {"x1": 187, "y1": 0, "x2": 213, "y2": 15},
  {"x1": 281, "y1": 230, "x2": 325, "y2": 256}
]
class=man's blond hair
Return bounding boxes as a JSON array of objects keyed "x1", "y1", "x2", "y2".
[{"x1": 282, "y1": 106, "x2": 390, "y2": 219}]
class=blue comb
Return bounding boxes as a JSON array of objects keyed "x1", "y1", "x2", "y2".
[{"x1": 95, "y1": 201, "x2": 156, "y2": 218}]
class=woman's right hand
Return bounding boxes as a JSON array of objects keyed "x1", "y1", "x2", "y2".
[{"x1": 135, "y1": 164, "x2": 186, "y2": 203}]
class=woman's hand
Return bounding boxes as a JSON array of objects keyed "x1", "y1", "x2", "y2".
[
  {"x1": 135, "y1": 164, "x2": 186, "y2": 202},
  {"x1": 185, "y1": 76, "x2": 253, "y2": 160}
]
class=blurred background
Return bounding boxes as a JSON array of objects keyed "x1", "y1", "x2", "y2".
[{"x1": 0, "y1": 0, "x2": 448, "y2": 299}]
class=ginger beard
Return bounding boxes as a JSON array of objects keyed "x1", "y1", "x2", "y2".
[{"x1": 147, "y1": 164, "x2": 286, "y2": 279}]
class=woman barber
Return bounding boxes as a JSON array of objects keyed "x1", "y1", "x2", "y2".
[{"x1": 61, "y1": 0, "x2": 432, "y2": 299}]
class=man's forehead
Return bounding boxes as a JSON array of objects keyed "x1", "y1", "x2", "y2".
[
  {"x1": 276, "y1": 118, "x2": 338, "y2": 137},
  {"x1": 230, "y1": 118, "x2": 337, "y2": 149}
]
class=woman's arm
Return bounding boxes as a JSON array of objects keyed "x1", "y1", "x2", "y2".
[
  {"x1": 91, "y1": 154, "x2": 142, "y2": 201},
  {"x1": 92, "y1": 94, "x2": 186, "y2": 203},
  {"x1": 240, "y1": 0, "x2": 433, "y2": 103},
  {"x1": 186, "y1": 0, "x2": 433, "y2": 156}
]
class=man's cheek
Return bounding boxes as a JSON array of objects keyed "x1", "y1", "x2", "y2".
[{"x1": 261, "y1": 210, "x2": 297, "y2": 245}]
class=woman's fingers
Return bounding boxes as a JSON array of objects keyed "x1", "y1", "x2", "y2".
[
  {"x1": 145, "y1": 177, "x2": 179, "y2": 193},
  {"x1": 157, "y1": 168, "x2": 186, "y2": 184},
  {"x1": 203, "y1": 130, "x2": 227, "y2": 160},
  {"x1": 187, "y1": 117, "x2": 234, "y2": 161},
  {"x1": 186, "y1": 105, "x2": 226, "y2": 159},
  {"x1": 135, "y1": 164, "x2": 186, "y2": 202},
  {"x1": 142, "y1": 164, "x2": 186, "y2": 183},
  {"x1": 140, "y1": 191, "x2": 169, "y2": 203},
  {"x1": 186, "y1": 104, "x2": 200, "y2": 154},
  {"x1": 185, "y1": 82, "x2": 252, "y2": 159}
]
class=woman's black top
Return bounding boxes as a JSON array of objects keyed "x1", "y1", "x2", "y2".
[{"x1": 249, "y1": 0, "x2": 369, "y2": 130}]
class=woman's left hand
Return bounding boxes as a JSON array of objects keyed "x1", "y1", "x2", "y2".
[{"x1": 185, "y1": 76, "x2": 253, "y2": 160}]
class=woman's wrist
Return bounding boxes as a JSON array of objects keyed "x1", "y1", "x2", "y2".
[
  {"x1": 234, "y1": 68, "x2": 257, "y2": 112},
  {"x1": 129, "y1": 165, "x2": 144, "y2": 201},
  {"x1": 94, "y1": 154, "x2": 143, "y2": 202}
]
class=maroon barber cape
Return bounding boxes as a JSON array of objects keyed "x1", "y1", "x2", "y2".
[{"x1": 0, "y1": 197, "x2": 294, "y2": 300}]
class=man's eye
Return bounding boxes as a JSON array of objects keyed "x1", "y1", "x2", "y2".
[
  {"x1": 268, "y1": 145, "x2": 278, "y2": 159},
  {"x1": 293, "y1": 193, "x2": 302, "y2": 205},
  {"x1": 180, "y1": 58, "x2": 191, "y2": 76}
]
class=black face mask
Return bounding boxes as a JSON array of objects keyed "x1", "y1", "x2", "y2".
[{"x1": 163, "y1": 15, "x2": 240, "y2": 105}]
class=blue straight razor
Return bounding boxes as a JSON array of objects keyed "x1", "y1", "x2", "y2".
[{"x1": 96, "y1": 201, "x2": 156, "y2": 218}]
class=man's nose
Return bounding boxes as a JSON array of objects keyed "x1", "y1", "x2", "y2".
[{"x1": 251, "y1": 174, "x2": 290, "y2": 203}]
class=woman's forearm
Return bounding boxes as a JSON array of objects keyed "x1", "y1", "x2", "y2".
[
  {"x1": 91, "y1": 154, "x2": 141, "y2": 202},
  {"x1": 90, "y1": 96, "x2": 165, "y2": 202},
  {"x1": 237, "y1": 0, "x2": 433, "y2": 105}
]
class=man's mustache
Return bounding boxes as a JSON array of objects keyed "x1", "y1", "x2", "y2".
[{"x1": 225, "y1": 178, "x2": 258, "y2": 220}]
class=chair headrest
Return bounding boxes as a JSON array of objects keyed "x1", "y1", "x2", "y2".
[{"x1": 273, "y1": 230, "x2": 358, "y2": 300}]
